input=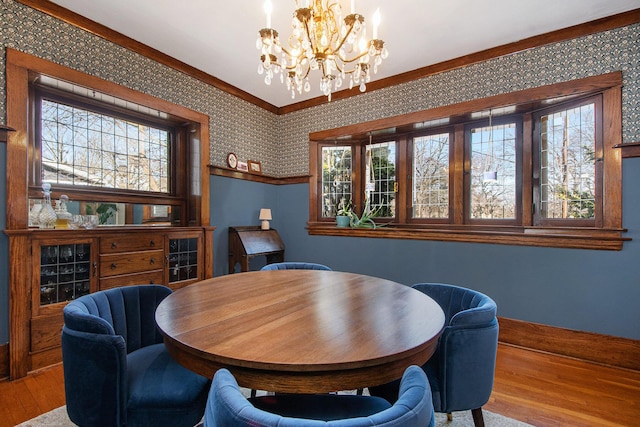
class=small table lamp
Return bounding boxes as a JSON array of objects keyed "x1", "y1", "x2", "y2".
[{"x1": 259, "y1": 208, "x2": 272, "y2": 230}]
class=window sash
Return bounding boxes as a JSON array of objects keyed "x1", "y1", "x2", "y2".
[
  {"x1": 533, "y1": 97, "x2": 601, "y2": 226},
  {"x1": 320, "y1": 145, "x2": 353, "y2": 218},
  {"x1": 412, "y1": 133, "x2": 450, "y2": 220},
  {"x1": 35, "y1": 90, "x2": 173, "y2": 195},
  {"x1": 467, "y1": 120, "x2": 520, "y2": 223}
]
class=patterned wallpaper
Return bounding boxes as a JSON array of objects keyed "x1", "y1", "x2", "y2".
[{"x1": 1, "y1": 0, "x2": 639, "y2": 177}]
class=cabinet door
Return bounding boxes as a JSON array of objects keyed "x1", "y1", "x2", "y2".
[
  {"x1": 166, "y1": 232, "x2": 203, "y2": 289},
  {"x1": 34, "y1": 238, "x2": 98, "y2": 317},
  {"x1": 31, "y1": 238, "x2": 98, "y2": 358}
]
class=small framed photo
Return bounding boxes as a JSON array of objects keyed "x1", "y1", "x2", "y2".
[
  {"x1": 248, "y1": 160, "x2": 262, "y2": 174},
  {"x1": 237, "y1": 161, "x2": 249, "y2": 172}
]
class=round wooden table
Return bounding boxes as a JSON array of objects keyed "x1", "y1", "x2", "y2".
[{"x1": 155, "y1": 270, "x2": 445, "y2": 393}]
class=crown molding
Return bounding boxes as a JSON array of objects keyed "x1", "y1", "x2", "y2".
[{"x1": 15, "y1": 1, "x2": 640, "y2": 115}]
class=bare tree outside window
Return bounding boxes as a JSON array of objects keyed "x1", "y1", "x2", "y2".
[
  {"x1": 40, "y1": 99, "x2": 170, "y2": 193},
  {"x1": 539, "y1": 103, "x2": 595, "y2": 219},
  {"x1": 413, "y1": 133, "x2": 449, "y2": 219},
  {"x1": 470, "y1": 122, "x2": 517, "y2": 219}
]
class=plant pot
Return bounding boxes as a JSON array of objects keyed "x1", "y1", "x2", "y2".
[{"x1": 336, "y1": 215, "x2": 351, "y2": 228}]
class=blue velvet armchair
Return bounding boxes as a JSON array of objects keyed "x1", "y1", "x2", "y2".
[
  {"x1": 62, "y1": 285, "x2": 210, "y2": 427},
  {"x1": 370, "y1": 283, "x2": 498, "y2": 427},
  {"x1": 260, "y1": 262, "x2": 332, "y2": 271},
  {"x1": 205, "y1": 365, "x2": 434, "y2": 426}
]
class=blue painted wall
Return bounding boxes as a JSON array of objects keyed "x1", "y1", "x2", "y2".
[{"x1": 211, "y1": 157, "x2": 640, "y2": 340}]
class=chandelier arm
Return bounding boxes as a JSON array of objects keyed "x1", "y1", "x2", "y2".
[{"x1": 340, "y1": 50, "x2": 370, "y2": 64}]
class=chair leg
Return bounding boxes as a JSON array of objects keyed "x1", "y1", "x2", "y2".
[
  {"x1": 250, "y1": 389, "x2": 257, "y2": 398},
  {"x1": 447, "y1": 412, "x2": 453, "y2": 421},
  {"x1": 471, "y1": 408, "x2": 485, "y2": 427}
]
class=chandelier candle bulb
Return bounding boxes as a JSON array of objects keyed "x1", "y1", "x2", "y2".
[
  {"x1": 264, "y1": 0, "x2": 272, "y2": 29},
  {"x1": 373, "y1": 8, "x2": 380, "y2": 39}
]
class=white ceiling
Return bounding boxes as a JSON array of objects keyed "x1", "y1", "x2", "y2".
[{"x1": 48, "y1": 0, "x2": 639, "y2": 108}]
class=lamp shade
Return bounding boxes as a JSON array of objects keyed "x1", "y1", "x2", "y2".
[{"x1": 259, "y1": 208, "x2": 272, "y2": 221}]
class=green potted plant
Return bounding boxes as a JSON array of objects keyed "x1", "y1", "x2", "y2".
[
  {"x1": 336, "y1": 198, "x2": 352, "y2": 228},
  {"x1": 85, "y1": 202, "x2": 118, "y2": 225},
  {"x1": 337, "y1": 195, "x2": 383, "y2": 229}
]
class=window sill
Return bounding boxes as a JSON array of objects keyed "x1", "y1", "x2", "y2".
[{"x1": 306, "y1": 223, "x2": 629, "y2": 250}]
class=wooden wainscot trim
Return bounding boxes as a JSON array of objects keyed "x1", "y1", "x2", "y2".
[
  {"x1": 614, "y1": 141, "x2": 640, "y2": 158},
  {"x1": 0, "y1": 125, "x2": 16, "y2": 143},
  {"x1": 0, "y1": 343, "x2": 8, "y2": 379},
  {"x1": 208, "y1": 165, "x2": 310, "y2": 185},
  {"x1": 498, "y1": 316, "x2": 640, "y2": 371}
]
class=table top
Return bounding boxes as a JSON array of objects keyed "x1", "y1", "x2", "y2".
[{"x1": 155, "y1": 270, "x2": 445, "y2": 393}]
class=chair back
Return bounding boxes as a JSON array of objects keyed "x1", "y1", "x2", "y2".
[
  {"x1": 412, "y1": 282, "x2": 496, "y2": 326},
  {"x1": 63, "y1": 285, "x2": 171, "y2": 353},
  {"x1": 261, "y1": 262, "x2": 332, "y2": 271},
  {"x1": 205, "y1": 366, "x2": 434, "y2": 427},
  {"x1": 411, "y1": 283, "x2": 498, "y2": 414}
]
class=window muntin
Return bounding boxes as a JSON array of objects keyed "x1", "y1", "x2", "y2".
[
  {"x1": 321, "y1": 145, "x2": 352, "y2": 218},
  {"x1": 412, "y1": 133, "x2": 450, "y2": 219},
  {"x1": 39, "y1": 97, "x2": 171, "y2": 193},
  {"x1": 469, "y1": 121, "x2": 518, "y2": 220},
  {"x1": 538, "y1": 102, "x2": 596, "y2": 220},
  {"x1": 365, "y1": 141, "x2": 396, "y2": 218}
]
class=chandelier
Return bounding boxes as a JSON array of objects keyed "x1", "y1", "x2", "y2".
[{"x1": 257, "y1": 0, "x2": 388, "y2": 101}]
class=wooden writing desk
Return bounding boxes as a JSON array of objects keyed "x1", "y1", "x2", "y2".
[
  {"x1": 228, "y1": 226, "x2": 285, "y2": 273},
  {"x1": 155, "y1": 270, "x2": 445, "y2": 393}
]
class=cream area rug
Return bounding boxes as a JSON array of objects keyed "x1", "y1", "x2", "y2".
[{"x1": 17, "y1": 405, "x2": 533, "y2": 426}]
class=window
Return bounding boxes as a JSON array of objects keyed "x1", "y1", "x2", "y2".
[
  {"x1": 38, "y1": 96, "x2": 171, "y2": 193},
  {"x1": 467, "y1": 119, "x2": 520, "y2": 222},
  {"x1": 321, "y1": 145, "x2": 352, "y2": 217},
  {"x1": 365, "y1": 141, "x2": 396, "y2": 218},
  {"x1": 412, "y1": 133, "x2": 450, "y2": 219},
  {"x1": 534, "y1": 98, "x2": 600, "y2": 225},
  {"x1": 308, "y1": 73, "x2": 625, "y2": 250},
  {"x1": 6, "y1": 49, "x2": 210, "y2": 231}
]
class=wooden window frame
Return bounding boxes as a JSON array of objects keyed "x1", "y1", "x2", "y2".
[
  {"x1": 308, "y1": 72, "x2": 627, "y2": 250},
  {"x1": 5, "y1": 48, "x2": 211, "y2": 230}
]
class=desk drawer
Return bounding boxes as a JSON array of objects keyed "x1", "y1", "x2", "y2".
[
  {"x1": 100, "y1": 250, "x2": 164, "y2": 277},
  {"x1": 100, "y1": 235, "x2": 163, "y2": 254},
  {"x1": 100, "y1": 270, "x2": 164, "y2": 290}
]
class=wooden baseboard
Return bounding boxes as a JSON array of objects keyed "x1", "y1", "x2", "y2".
[
  {"x1": 498, "y1": 316, "x2": 640, "y2": 371},
  {"x1": 0, "y1": 343, "x2": 8, "y2": 379}
]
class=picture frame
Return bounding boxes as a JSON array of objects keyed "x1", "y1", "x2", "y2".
[
  {"x1": 248, "y1": 160, "x2": 262, "y2": 174},
  {"x1": 236, "y1": 161, "x2": 249, "y2": 172}
]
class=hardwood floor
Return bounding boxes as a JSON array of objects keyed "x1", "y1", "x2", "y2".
[{"x1": 0, "y1": 343, "x2": 638, "y2": 426}]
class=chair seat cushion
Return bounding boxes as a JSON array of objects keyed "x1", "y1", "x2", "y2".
[
  {"x1": 250, "y1": 394, "x2": 392, "y2": 421},
  {"x1": 127, "y1": 343, "x2": 210, "y2": 426}
]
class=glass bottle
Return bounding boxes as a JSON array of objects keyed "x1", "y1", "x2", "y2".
[
  {"x1": 55, "y1": 195, "x2": 72, "y2": 229},
  {"x1": 29, "y1": 200, "x2": 42, "y2": 227},
  {"x1": 38, "y1": 183, "x2": 57, "y2": 229}
]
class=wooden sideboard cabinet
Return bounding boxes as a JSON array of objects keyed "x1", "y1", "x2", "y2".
[{"x1": 6, "y1": 226, "x2": 215, "y2": 379}]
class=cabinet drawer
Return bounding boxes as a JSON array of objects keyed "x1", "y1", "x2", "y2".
[
  {"x1": 100, "y1": 270, "x2": 164, "y2": 290},
  {"x1": 100, "y1": 235, "x2": 163, "y2": 253},
  {"x1": 100, "y1": 250, "x2": 164, "y2": 277}
]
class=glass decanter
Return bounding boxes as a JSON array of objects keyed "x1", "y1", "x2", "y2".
[
  {"x1": 55, "y1": 194, "x2": 72, "y2": 229},
  {"x1": 38, "y1": 183, "x2": 57, "y2": 229},
  {"x1": 29, "y1": 200, "x2": 42, "y2": 227}
]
